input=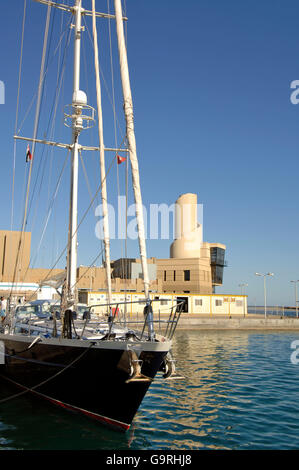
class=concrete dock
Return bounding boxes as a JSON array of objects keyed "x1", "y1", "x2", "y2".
[
  {"x1": 173, "y1": 314, "x2": 299, "y2": 330},
  {"x1": 128, "y1": 312, "x2": 299, "y2": 331}
]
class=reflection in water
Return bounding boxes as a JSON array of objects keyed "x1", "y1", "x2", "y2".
[
  {"x1": 132, "y1": 330, "x2": 299, "y2": 450},
  {"x1": 1, "y1": 330, "x2": 299, "y2": 449}
]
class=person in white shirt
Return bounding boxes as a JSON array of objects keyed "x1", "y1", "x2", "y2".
[{"x1": 0, "y1": 296, "x2": 6, "y2": 323}]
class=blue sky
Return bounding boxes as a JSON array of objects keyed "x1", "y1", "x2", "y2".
[{"x1": 0, "y1": 0, "x2": 299, "y2": 307}]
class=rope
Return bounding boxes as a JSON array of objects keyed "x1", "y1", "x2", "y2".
[{"x1": 0, "y1": 342, "x2": 95, "y2": 404}]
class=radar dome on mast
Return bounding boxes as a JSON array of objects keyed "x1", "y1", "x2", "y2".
[
  {"x1": 72, "y1": 89, "x2": 87, "y2": 106},
  {"x1": 64, "y1": 89, "x2": 95, "y2": 130}
]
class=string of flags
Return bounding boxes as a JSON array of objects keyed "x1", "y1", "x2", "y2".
[{"x1": 25, "y1": 147, "x2": 126, "y2": 165}]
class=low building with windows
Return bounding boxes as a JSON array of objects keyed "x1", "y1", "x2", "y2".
[{"x1": 78, "y1": 291, "x2": 247, "y2": 316}]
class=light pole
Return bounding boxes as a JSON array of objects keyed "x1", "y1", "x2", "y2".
[
  {"x1": 290, "y1": 280, "x2": 299, "y2": 318},
  {"x1": 239, "y1": 283, "x2": 248, "y2": 295},
  {"x1": 255, "y1": 273, "x2": 274, "y2": 319},
  {"x1": 239, "y1": 283, "x2": 248, "y2": 317}
]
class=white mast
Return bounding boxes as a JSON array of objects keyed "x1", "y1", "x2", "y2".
[
  {"x1": 114, "y1": 0, "x2": 150, "y2": 300},
  {"x1": 91, "y1": 0, "x2": 112, "y2": 305},
  {"x1": 66, "y1": 0, "x2": 83, "y2": 306}
]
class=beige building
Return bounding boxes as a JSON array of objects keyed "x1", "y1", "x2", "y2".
[
  {"x1": 157, "y1": 193, "x2": 226, "y2": 294},
  {"x1": 104, "y1": 193, "x2": 226, "y2": 295},
  {"x1": 0, "y1": 193, "x2": 226, "y2": 298},
  {"x1": 157, "y1": 257, "x2": 212, "y2": 294},
  {"x1": 0, "y1": 230, "x2": 31, "y2": 282},
  {"x1": 77, "y1": 264, "x2": 161, "y2": 295}
]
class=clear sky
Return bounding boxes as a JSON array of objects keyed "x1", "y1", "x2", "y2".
[{"x1": 0, "y1": 0, "x2": 299, "y2": 307}]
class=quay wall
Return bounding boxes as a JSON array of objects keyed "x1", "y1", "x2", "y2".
[{"x1": 173, "y1": 315, "x2": 299, "y2": 330}]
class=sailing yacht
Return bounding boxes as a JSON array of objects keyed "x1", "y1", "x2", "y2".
[{"x1": 0, "y1": 0, "x2": 182, "y2": 431}]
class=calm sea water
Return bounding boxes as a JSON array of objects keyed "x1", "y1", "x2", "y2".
[{"x1": 1, "y1": 329, "x2": 299, "y2": 450}]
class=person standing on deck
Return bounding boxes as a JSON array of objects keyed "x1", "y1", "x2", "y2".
[{"x1": 0, "y1": 296, "x2": 7, "y2": 323}]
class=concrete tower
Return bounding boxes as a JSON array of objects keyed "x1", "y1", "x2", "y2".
[{"x1": 170, "y1": 193, "x2": 203, "y2": 259}]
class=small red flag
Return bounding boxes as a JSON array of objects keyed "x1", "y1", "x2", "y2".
[
  {"x1": 26, "y1": 144, "x2": 32, "y2": 162},
  {"x1": 117, "y1": 154, "x2": 126, "y2": 165}
]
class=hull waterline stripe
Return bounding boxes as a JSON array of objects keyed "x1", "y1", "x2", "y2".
[
  {"x1": 1, "y1": 375, "x2": 130, "y2": 431},
  {"x1": 39, "y1": 392, "x2": 130, "y2": 431}
]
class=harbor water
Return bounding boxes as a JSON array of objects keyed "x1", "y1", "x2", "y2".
[{"x1": 1, "y1": 329, "x2": 299, "y2": 450}]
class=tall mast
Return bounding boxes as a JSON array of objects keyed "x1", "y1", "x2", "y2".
[
  {"x1": 15, "y1": 0, "x2": 118, "y2": 310},
  {"x1": 91, "y1": 0, "x2": 112, "y2": 306},
  {"x1": 66, "y1": 0, "x2": 83, "y2": 306},
  {"x1": 114, "y1": 0, "x2": 150, "y2": 300}
]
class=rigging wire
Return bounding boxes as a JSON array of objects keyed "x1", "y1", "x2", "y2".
[
  {"x1": 26, "y1": 28, "x2": 72, "y2": 270},
  {"x1": 11, "y1": 0, "x2": 27, "y2": 232},
  {"x1": 9, "y1": 2, "x2": 53, "y2": 302},
  {"x1": 79, "y1": 149, "x2": 95, "y2": 205},
  {"x1": 19, "y1": 6, "x2": 59, "y2": 277},
  {"x1": 107, "y1": 0, "x2": 129, "y2": 293},
  {"x1": 82, "y1": 14, "x2": 126, "y2": 141},
  {"x1": 27, "y1": 13, "x2": 71, "y2": 237},
  {"x1": 48, "y1": 8, "x2": 67, "y2": 266},
  {"x1": 70, "y1": 247, "x2": 105, "y2": 293},
  {"x1": 9, "y1": 2, "x2": 131, "y2": 305},
  {"x1": 14, "y1": 19, "x2": 72, "y2": 138},
  {"x1": 15, "y1": 6, "x2": 70, "y2": 288},
  {"x1": 83, "y1": 7, "x2": 129, "y2": 286},
  {"x1": 108, "y1": 0, "x2": 124, "y2": 285},
  {"x1": 18, "y1": 153, "x2": 119, "y2": 305},
  {"x1": 22, "y1": 150, "x2": 71, "y2": 283},
  {"x1": 81, "y1": 25, "x2": 106, "y2": 268},
  {"x1": 13, "y1": 14, "x2": 72, "y2": 288},
  {"x1": 91, "y1": 0, "x2": 113, "y2": 305}
]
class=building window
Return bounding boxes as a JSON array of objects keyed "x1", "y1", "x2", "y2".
[
  {"x1": 164, "y1": 270, "x2": 166, "y2": 281},
  {"x1": 173, "y1": 270, "x2": 176, "y2": 281},
  {"x1": 236, "y1": 300, "x2": 243, "y2": 307},
  {"x1": 195, "y1": 299, "x2": 203, "y2": 306},
  {"x1": 184, "y1": 270, "x2": 190, "y2": 281},
  {"x1": 215, "y1": 299, "x2": 222, "y2": 307},
  {"x1": 161, "y1": 300, "x2": 168, "y2": 305},
  {"x1": 210, "y1": 247, "x2": 226, "y2": 285}
]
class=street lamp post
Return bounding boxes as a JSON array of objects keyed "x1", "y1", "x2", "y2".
[
  {"x1": 239, "y1": 283, "x2": 248, "y2": 295},
  {"x1": 255, "y1": 272, "x2": 274, "y2": 319},
  {"x1": 290, "y1": 280, "x2": 299, "y2": 319}
]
